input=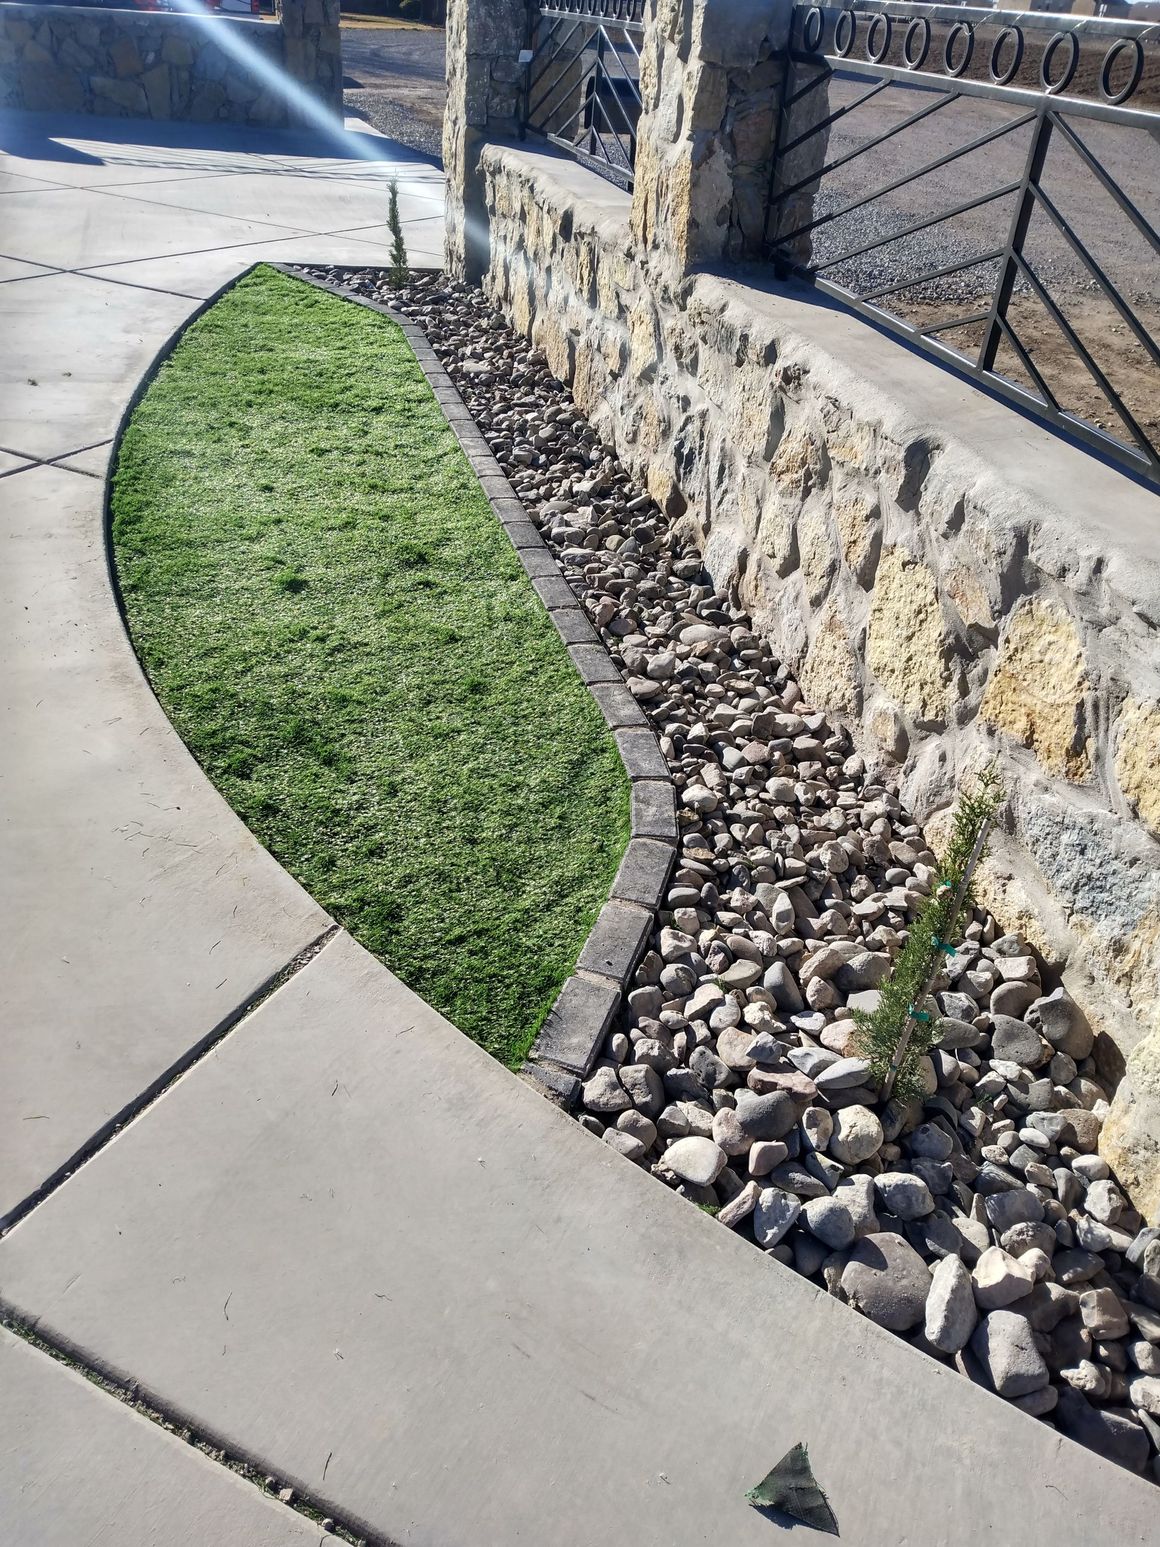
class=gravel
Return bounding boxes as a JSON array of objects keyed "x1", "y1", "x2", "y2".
[{"x1": 295, "y1": 262, "x2": 1160, "y2": 1484}]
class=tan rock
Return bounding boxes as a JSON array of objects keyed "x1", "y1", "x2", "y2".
[
  {"x1": 833, "y1": 488, "x2": 880, "y2": 586},
  {"x1": 1114, "y1": 698, "x2": 1160, "y2": 837},
  {"x1": 798, "y1": 506, "x2": 835, "y2": 605},
  {"x1": 946, "y1": 565, "x2": 994, "y2": 630},
  {"x1": 801, "y1": 607, "x2": 860, "y2": 717},
  {"x1": 628, "y1": 299, "x2": 659, "y2": 380},
  {"x1": 1101, "y1": 1027, "x2": 1160, "y2": 1225},
  {"x1": 768, "y1": 426, "x2": 824, "y2": 499},
  {"x1": 980, "y1": 599, "x2": 1091, "y2": 781},
  {"x1": 866, "y1": 548, "x2": 951, "y2": 723}
]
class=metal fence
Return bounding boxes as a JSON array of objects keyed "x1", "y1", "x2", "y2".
[
  {"x1": 766, "y1": 3, "x2": 1160, "y2": 484},
  {"x1": 520, "y1": 0, "x2": 645, "y2": 190}
]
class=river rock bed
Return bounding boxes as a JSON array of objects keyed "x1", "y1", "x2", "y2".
[{"x1": 297, "y1": 264, "x2": 1160, "y2": 1482}]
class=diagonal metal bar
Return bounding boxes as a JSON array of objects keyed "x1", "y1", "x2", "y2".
[
  {"x1": 773, "y1": 88, "x2": 962, "y2": 208},
  {"x1": 996, "y1": 315, "x2": 1062, "y2": 413},
  {"x1": 1050, "y1": 112, "x2": 1160, "y2": 261},
  {"x1": 780, "y1": 77, "x2": 888, "y2": 155},
  {"x1": 779, "y1": 108, "x2": 1036, "y2": 247},
  {"x1": 1014, "y1": 252, "x2": 1159, "y2": 465},
  {"x1": 921, "y1": 309, "x2": 994, "y2": 338},
  {"x1": 538, "y1": 59, "x2": 603, "y2": 144},
  {"x1": 589, "y1": 30, "x2": 641, "y2": 145},
  {"x1": 859, "y1": 248, "x2": 1006, "y2": 304},
  {"x1": 1031, "y1": 180, "x2": 1160, "y2": 376},
  {"x1": 526, "y1": 19, "x2": 590, "y2": 122},
  {"x1": 978, "y1": 109, "x2": 1054, "y2": 375},
  {"x1": 586, "y1": 80, "x2": 635, "y2": 165},
  {"x1": 784, "y1": 61, "x2": 833, "y2": 112},
  {"x1": 809, "y1": 181, "x2": 1021, "y2": 275}
]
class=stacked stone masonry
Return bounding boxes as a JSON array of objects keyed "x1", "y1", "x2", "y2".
[
  {"x1": 0, "y1": 0, "x2": 340, "y2": 127},
  {"x1": 472, "y1": 139, "x2": 1160, "y2": 1219}
]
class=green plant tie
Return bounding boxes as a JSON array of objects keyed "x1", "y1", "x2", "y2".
[
  {"x1": 908, "y1": 1005, "x2": 932, "y2": 1023},
  {"x1": 930, "y1": 936, "x2": 956, "y2": 955}
]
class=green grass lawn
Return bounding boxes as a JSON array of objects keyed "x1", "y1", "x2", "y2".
[{"x1": 112, "y1": 265, "x2": 630, "y2": 1066}]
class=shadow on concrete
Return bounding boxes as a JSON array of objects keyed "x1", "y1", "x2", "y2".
[{"x1": 0, "y1": 107, "x2": 437, "y2": 175}]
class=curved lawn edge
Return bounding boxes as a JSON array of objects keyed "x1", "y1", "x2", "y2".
[
  {"x1": 279, "y1": 266, "x2": 677, "y2": 1096},
  {"x1": 109, "y1": 263, "x2": 672, "y2": 1073}
]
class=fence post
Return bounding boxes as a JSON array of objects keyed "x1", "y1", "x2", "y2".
[
  {"x1": 276, "y1": 0, "x2": 342, "y2": 120},
  {"x1": 444, "y1": 0, "x2": 528, "y2": 283},
  {"x1": 631, "y1": 0, "x2": 796, "y2": 278}
]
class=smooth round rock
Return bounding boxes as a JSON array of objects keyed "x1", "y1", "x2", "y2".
[
  {"x1": 873, "y1": 1171, "x2": 935, "y2": 1221},
  {"x1": 829, "y1": 1105, "x2": 884, "y2": 1165},
  {"x1": 662, "y1": 1136, "x2": 726, "y2": 1187},
  {"x1": 841, "y1": 1233, "x2": 932, "y2": 1331}
]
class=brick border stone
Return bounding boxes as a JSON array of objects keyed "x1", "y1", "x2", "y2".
[{"x1": 274, "y1": 265, "x2": 676, "y2": 1105}]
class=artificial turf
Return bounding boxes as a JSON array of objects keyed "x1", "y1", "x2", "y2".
[{"x1": 111, "y1": 265, "x2": 631, "y2": 1066}]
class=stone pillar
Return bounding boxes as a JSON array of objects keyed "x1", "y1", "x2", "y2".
[
  {"x1": 631, "y1": 0, "x2": 827, "y2": 276},
  {"x1": 277, "y1": 0, "x2": 342, "y2": 121},
  {"x1": 443, "y1": 0, "x2": 527, "y2": 282}
]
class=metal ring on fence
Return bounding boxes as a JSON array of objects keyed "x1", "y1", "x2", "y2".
[
  {"x1": 903, "y1": 17, "x2": 930, "y2": 70},
  {"x1": 989, "y1": 26, "x2": 1024, "y2": 86},
  {"x1": 834, "y1": 7, "x2": 857, "y2": 58},
  {"x1": 802, "y1": 6, "x2": 825, "y2": 54},
  {"x1": 1099, "y1": 37, "x2": 1144, "y2": 105},
  {"x1": 866, "y1": 12, "x2": 892, "y2": 64},
  {"x1": 944, "y1": 21, "x2": 974, "y2": 78},
  {"x1": 1040, "y1": 31, "x2": 1079, "y2": 94}
]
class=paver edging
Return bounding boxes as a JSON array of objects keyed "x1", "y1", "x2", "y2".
[{"x1": 275, "y1": 264, "x2": 676, "y2": 1104}]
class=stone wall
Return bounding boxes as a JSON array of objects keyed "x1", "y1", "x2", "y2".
[
  {"x1": 446, "y1": 0, "x2": 1160, "y2": 1214},
  {"x1": 0, "y1": 0, "x2": 341, "y2": 127}
]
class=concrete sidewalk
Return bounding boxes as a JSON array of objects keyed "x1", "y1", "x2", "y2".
[{"x1": 0, "y1": 109, "x2": 1156, "y2": 1547}]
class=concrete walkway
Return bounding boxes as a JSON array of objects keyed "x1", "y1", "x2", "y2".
[{"x1": 0, "y1": 110, "x2": 1156, "y2": 1547}]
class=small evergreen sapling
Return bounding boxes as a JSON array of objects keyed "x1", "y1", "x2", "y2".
[
  {"x1": 388, "y1": 179, "x2": 409, "y2": 287},
  {"x1": 853, "y1": 767, "x2": 1002, "y2": 1100}
]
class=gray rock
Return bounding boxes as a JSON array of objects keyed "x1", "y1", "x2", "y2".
[
  {"x1": 841, "y1": 1233, "x2": 932, "y2": 1331},
  {"x1": 834, "y1": 1173, "x2": 880, "y2": 1236},
  {"x1": 1129, "y1": 1375, "x2": 1160, "y2": 1416},
  {"x1": 815, "y1": 1056, "x2": 872, "y2": 1093},
  {"x1": 689, "y1": 1045, "x2": 731, "y2": 1090},
  {"x1": 970, "y1": 1309, "x2": 1050, "y2": 1397},
  {"x1": 768, "y1": 1160, "x2": 829, "y2": 1199},
  {"x1": 971, "y1": 1246, "x2": 1036, "y2": 1310},
  {"x1": 989, "y1": 1015, "x2": 1047, "y2": 1069},
  {"x1": 911, "y1": 1157, "x2": 954, "y2": 1196},
  {"x1": 873, "y1": 1171, "x2": 935, "y2": 1221},
  {"x1": 1079, "y1": 1286, "x2": 1130, "y2": 1340},
  {"x1": 802, "y1": 1194, "x2": 856, "y2": 1250},
  {"x1": 1030, "y1": 988, "x2": 1094, "y2": 1060},
  {"x1": 581, "y1": 1065, "x2": 631, "y2": 1114},
  {"x1": 619, "y1": 1063, "x2": 664, "y2": 1118},
  {"x1": 753, "y1": 1187, "x2": 802, "y2": 1248},
  {"x1": 1055, "y1": 1389, "x2": 1149, "y2": 1473},
  {"x1": 800, "y1": 1105, "x2": 834, "y2": 1152},
  {"x1": 763, "y1": 960, "x2": 804, "y2": 1012},
  {"x1": 907, "y1": 1121, "x2": 954, "y2": 1161},
  {"x1": 602, "y1": 1129, "x2": 646, "y2": 1162},
  {"x1": 924, "y1": 1255, "x2": 978, "y2": 1354},
  {"x1": 989, "y1": 981, "x2": 1038, "y2": 1019},
  {"x1": 661, "y1": 1136, "x2": 726, "y2": 1187},
  {"x1": 736, "y1": 1090, "x2": 796, "y2": 1141},
  {"x1": 829, "y1": 1105, "x2": 884, "y2": 1165},
  {"x1": 983, "y1": 1188, "x2": 1044, "y2": 1233}
]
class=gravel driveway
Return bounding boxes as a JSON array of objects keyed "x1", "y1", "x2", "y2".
[{"x1": 342, "y1": 19, "x2": 446, "y2": 160}]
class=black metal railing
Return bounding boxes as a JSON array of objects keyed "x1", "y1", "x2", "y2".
[
  {"x1": 521, "y1": 0, "x2": 645, "y2": 190},
  {"x1": 767, "y1": 3, "x2": 1160, "y2": 485}
]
